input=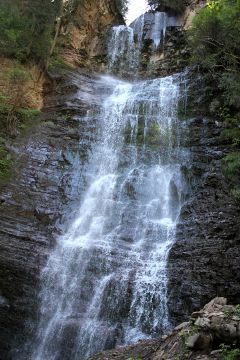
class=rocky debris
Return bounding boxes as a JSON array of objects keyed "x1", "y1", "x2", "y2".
[
  {"x1": 186, "y1": 297, "x2": 240, "y2": 346},
  {"x1": 89, "y1": 298, "x2": 240, "y2": 360}
]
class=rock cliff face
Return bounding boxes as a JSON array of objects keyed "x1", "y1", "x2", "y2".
[
  {"x1": 0, "y1": 71, "x2": 108, "y2": 358},
  {"x1": 167, "y1": 115, "x2": 240, "y2": 325},
  {"x1": 58, "y1": 0, "x2": 124, "y2": 70},
  {"x1": 131, "y1": 0, "x2": 204, "y2": 78}
]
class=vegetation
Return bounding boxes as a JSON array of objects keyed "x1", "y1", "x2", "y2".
[
  {"x1": 115, "y1": 0, "x2": 129, "y2": 17},
  {"x1": 190, "y1": 0, "x2": 240, "y2": 200},
  {"x1": 0, "y1": 144, "x2": 12, "y2": 176},
  {"x1": 223, "y1": 304, "x2": 240, "y2": 318},
  {"x1": 147, "y1": 0, "x2": 188, "y2": 13},
  {"x1": 0, "y1": 0, "x2": 64, "y2": 67},
  {"x1": 220, "y1": 344, "x2": 240, "y2": 360}
]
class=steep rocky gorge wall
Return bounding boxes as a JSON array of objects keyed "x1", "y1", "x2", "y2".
[
  {"x1": 134, "y1": 0, "x2": 205, "y2": 78},
  {"x1": 0, "y1": 0, "x2": 240, "y2": 358},
  {"x1": 127, "y1": 1, "x2": 240, "y2": 324},
  {"x1": 58, "y1": 0, "x2": 124, "y2": 70},
  {"x1": 0, "y1": 1, "x2": 123, "y2": 357},
  {"x1": 167, "y1": 115, "x2": 240, "y2": 325},
  {"x1": 0, "y1": 71, "x2": 107, "y2": 358}
]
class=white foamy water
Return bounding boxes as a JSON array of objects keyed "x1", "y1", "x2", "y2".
[{"x1": 28, "y1": 72, "x2": 187, "y2": 360}]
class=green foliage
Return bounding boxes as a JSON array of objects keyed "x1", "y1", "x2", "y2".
[
  {"x1": 222, "y1": 152, "x2": 240, "y2": 177},
  {"x1": 0, "y1": 0, "x2": 63, "y2": 64},
  {"x1": 234, "y1": 304, "x2": 240, "y2": 317},
  {"x1": 147, "y1": 0, "x2": 187, "y2": 14},
  {"x1": 220, "y1": 344, "x2": 240, "y2": 360},
  {"x1": 18, "y1": 109, "x2": 41, "y2": 120},
  {"x1": 231, "y1": 187, "x2": 240, "y2": 200},
  {"x1": 0, "y1": 145, "x2": 12, "y2": 180},
  {"x1": 220, "y1": 128, "x2": 240, "y2": 146},
  {"x1": 49, "y1": 56, "x2": 73, "y2": 71},
  {"x1": 223, "y1": 304, "x2": 240, "y2": 317},
  {"x1": 190, "y1": 1, "x2": 240, "y2": 200},
  {"x1": 114, "y1": 0, "x2": 129, "y2": 17},
  {"x1": 7, "y1": 66, "x2": 31, "y2": 84},
  {"x1": 190, "y1": 0, "x2": 240, "y2": 109},
  {"x1": 222, "y1": 152, "x2": 240, "y2": 200}
]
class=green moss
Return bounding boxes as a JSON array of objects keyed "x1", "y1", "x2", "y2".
[
  {"x1": 222, "y1": 152, "x2": 240, "y2": 201},
  {"x1": 146, "y1": 122, "x2": 161, "y2": 145},
  {"x1": 0, "y1": 145, "x2": 12, "y2": 184},
  {"x1": 49, "y1": 56, "x2": 73, "y2": 72},
  {"x1": 222, "y1": 152, "x2": 240, "y2": 176},
  {"x1": 220, "y1": 344, "x2": 240, "y2": 360},
  {"x1": 40, "y1": 120, "x2": 56, "y2": 128},
  {"x1": 220, "y1": 128, "x2": 240, "y2": 146},
  {"x1": 18, "y1": 108, "x2": 41, "y2": 120}
]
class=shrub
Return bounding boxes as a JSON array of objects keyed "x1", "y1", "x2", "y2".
[
  {"x1": 220, "y1": 344, "x2": 240, "y2": 360},
  {"x1": 148, "y1": 0, "x2": 188, "y2": 14},
  {"x1": 190, "y1": 0, "x2": 240, "y2": 106}
]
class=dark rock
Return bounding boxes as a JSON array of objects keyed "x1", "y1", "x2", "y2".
[
  {"x1": 186, "y1": 333, "x2": 212, "y2": 350},
  {"x1": 167, "y1": 117, "x2": 240, "y2": 325},
  {"x1": 0, "y1": 71, "x2": 112, "y2": 358}
]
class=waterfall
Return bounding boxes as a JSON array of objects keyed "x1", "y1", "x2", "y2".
[
  {"x1": 26, "y1": 13, "x2": 188, "y2": 360},
  {"x1": 151, "y1": 12, "x2": 180, "y2": 49},
  {"x1": 152, "y1": 12, "x2": 167, "y2": 48},
  {"x1": 108, "y1": 15, "x2": 145, "y2": 77},
  {"x1": 108, "y1": 11, "x2": 181, "y2": 76}
]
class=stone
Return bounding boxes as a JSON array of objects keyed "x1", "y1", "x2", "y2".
[
  {"x1": 167, "y1": 116, "x2": 240, "y2": 326},
  {"x1": 186, "y1": 333, "x2": 212, "y2": 350},
  {"x1": 195, "y1": 317, "x2": 211, "y2": 328},
  {"x1": 174, "y1": 321, "x2": 189, "y2": 331},
  {"x1": 191, "y1": 311, "x2": 203, "y2": 319},
  {"x1": 203, "y1": 297, "x2": 227, "y2": 313}
]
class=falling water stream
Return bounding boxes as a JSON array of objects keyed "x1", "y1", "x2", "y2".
[{"x1": 29, "y1": 13, "x2": 188, "y2": 360}]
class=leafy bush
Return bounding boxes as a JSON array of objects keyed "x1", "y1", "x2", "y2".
[
  {"x1": 222, "y1": 152, "x2": 240, "y2": 177},
  {"x1": 220, "y1": 344, "x2": 240, "y2": 360},
  {"x1": 190, "y1": 0, "x2": 240, "y2": 111},
  {"x1": 0, "y1": 145, "x2": 12, "y2": 180},
  {"x1": 148, "y1": 0, "x2": 188, "y2": 14},
  {"x1": 18, "y1": 109, "x2": 41, "y2": 120},
  {"x1": 222, "y1": 152, "x2": 240, "y2": 200},
  {"x1": 0, "y1": 0, "x2": 62, "y2": 64}
]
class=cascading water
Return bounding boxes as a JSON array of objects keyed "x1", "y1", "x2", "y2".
[
  {"x1": 26, "y1": 12, "x2": 188, "y2": 360},
  {"x1": 151, "y1": 12, "x2": 180, "y2": 49}
]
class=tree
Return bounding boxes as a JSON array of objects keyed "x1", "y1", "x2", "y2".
[
  {"x1": 147, "y1": 0, "x2": 188, "y2": 14},
  {"x1": 0, "y1": 0, "x2": 63, "y2": 67},
  {"x1": 114, "y1": 0, "x2": 129, "y2": 17},
  {"x1": 190, "y1": 0, "x2": 240, "y2": 200},
  {"x1": 190, "y1": 0, "x2": 240, "y2": 108}
]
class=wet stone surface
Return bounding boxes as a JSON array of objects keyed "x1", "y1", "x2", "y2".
[{"x1": 0, "y1": 71, "x2": 108, "y2": 358}]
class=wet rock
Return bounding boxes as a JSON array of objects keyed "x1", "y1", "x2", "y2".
[
  {"x1": 167, "y1": 117, "x2": 240, "y2": 325},
  {"x1": 0, "y1": 71, "x2": 113, "y2": 358},
  {"x1": 186, "y1": 333, "x2": 212, "y2": 350},
  {"x1": 174, "y1": 321, "x2": 189, "y2": 331}
]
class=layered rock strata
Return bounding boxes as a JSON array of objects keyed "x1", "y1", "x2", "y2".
[{"x1": 0, "y1": 71, "x2": 108, "y2": 358}]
